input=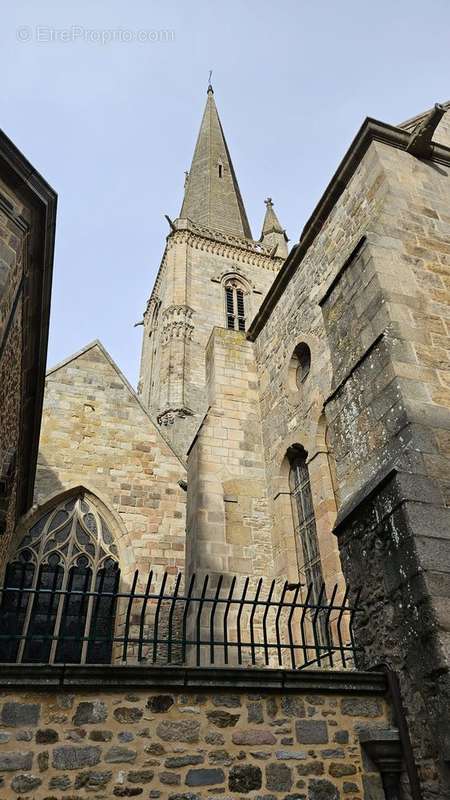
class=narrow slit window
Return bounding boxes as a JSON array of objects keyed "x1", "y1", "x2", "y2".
[
  {"x1": 218, "y1": 163, "x2": 223, "y2": 178},
  {"x1": 289, "y1": 448, "x2": 328, "y2": 646}
]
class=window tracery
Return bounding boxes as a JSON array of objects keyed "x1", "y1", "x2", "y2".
[{"x1": 0, "y1": 493, "x2": 119, "y2": 664}]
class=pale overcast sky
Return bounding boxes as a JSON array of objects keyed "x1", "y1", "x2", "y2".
[{"x1": 2, "y1": 0, "x2": 450, "y2": 385}]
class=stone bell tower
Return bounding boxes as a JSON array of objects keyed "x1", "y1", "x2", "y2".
[{"x1": 138, "y1": 84, "x2": 287, "y2": 457}]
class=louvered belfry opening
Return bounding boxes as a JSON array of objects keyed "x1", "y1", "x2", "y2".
[{"x1": 225, "y1": 281, "x2": 246, "y2": 331}]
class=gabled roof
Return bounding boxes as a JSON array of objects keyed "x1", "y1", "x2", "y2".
[
  {"x1": 46, "y1": 340, "x2": 186, "y2": 468},
  {"x1": 179, "y1": 85, "x2": 252, "y2": 240}
]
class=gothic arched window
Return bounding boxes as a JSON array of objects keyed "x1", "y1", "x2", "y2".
[
  {"x1": 0, "y1": 493, "x2": 119, "y2": 665},
  {"x1": 225, "y1": 280, "x2": 246, "y2": 331},
  {"x1": 289, "y1": 447, "x2": 329, "y2": 649},
  {"x1": 289, "y1": 448, "x2": 324, "y2": 601}
]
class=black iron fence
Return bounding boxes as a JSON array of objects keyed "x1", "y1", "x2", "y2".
[{"x1": 0, "y1": 566, "x2": 361, "y2": 670}]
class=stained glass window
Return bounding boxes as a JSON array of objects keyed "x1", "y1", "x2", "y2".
[{"x1": 0, "y1": 494, "x2": 119, "y2": 664}]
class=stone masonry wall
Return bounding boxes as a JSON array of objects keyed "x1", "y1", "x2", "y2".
[
  {"x1": 29, "y1": 341, "x2": 186, "y2": 583},
  {"x1": 186, "y1": 327, "x2": 274, "y2": 582},
  {"x1": 0, "y1": 176, "x2": 27, "y2": 557},
  {"x1": 252, "y1": 140, "x2": 390, "y2": 594},
  {"x1": 0, "y1": 681, "x2": 391, "y2": 800},
  {"x1": 139, "y1": 227, "x2": 281, "y2": 458},
  {"x1": 318, "y1": 134, "x2": 450, "y2": 795}
]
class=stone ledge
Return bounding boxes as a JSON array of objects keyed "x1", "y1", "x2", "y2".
[
  {"x1": 0, "y1": 663, "x2": 388, "y2": 694},
  {"x1": 333, "y1": 466, "x2": 443, "y2": 536}
]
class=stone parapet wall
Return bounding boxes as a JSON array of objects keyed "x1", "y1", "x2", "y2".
[{"x1": 0, "y1": 667, "x2": 390, "y2": 800}]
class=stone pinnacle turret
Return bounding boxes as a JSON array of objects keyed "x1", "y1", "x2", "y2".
[{"x1": 259, "y1": 197, "x2": 288, "y2": 258}]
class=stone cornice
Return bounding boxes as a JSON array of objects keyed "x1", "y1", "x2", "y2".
[
  {"x1": 147, "y1": 225, "x2": 283, "y2": 307},
  {"x1": 247, "y1": 116, "x2": 450, "y2": 341},
  {"x1": 0, "y1": 663, "x2": 388, "y2": 694}
]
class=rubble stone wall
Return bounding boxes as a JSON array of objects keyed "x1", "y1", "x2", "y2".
[{"x1": 0, "y1": 677, "x2": 391, "y2": 800}]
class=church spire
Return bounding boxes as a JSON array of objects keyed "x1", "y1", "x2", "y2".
[
  {"x1": 179, "y1": 85, "x2": 252, "y2": 239},
  {"x1": 260, "y1": 198, "x2": 288, "y2": 258}
]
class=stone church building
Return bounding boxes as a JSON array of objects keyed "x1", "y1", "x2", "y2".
[{"x1": 0, "y1": 88, "x2": 449, "y2": 799}]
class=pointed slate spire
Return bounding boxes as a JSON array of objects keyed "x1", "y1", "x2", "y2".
[
  {"x1": 180, "y1": 84, "x2": 252, "y2": 239},
  {"x1": 260, "y1": 198, "x2": 288, "y2": 258}
]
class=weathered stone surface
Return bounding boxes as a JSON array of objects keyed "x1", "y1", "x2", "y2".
[
  {"x1": 276, "y1": 750, "x2": 307, "y2": 760},
  {"x1": 127, "y1": 769, "x2": 155, "y2": 783},
  {"x1": 147, "y1": 695, "x2": 174, "y2": 713},
  {"x1": 104, "y1": 746, "x2": 137, "y2": 763},
  {"x1": 340, "y1": 698, "x2": 382, "y2": 718},
  {"x1": 73, "y1": 701, "x2": 108, "y2": 726},
  {"x1": 322, "y1": 749, "x2": 344, "y2": 759},
  {"x1": 15, "y1": 729, "x2": 33, "y2": 741},
  {"x1": 168, "y1": 794, "x2": 201, "y2": 800},
  {"x1": 209, "y1": 749, "x2": 234, "y2": 765},
  {"x1": 295, "y1": 720, "x2": 328, "y2": 744},
  {"x1": 49, "y1": 775, "x2": 71, "y2": 789},
  {"x1": 296, "y1": 761, "x2": 324, "y2": 776},
  {"x1": 266, "y1": 762, "x2": 292, "y2": 791},
  {"x1": 119, "y1": 731, "x2": 135, "y2": 742},
  {"x1": 38, "y1": 750, "x2": 49, "y2": 771},
  {"x1": 207, "y1": 710, "x2": 240, "y2": 728},
  {"x1": 248, "y1": 702, "x2": 264, "y2": 723},
  {"x1": 52, "y1": 745, "x2": 101, "y2": 770},
  {"x1": 0, "y1": 732, "x2": 10, "y2": 743},
  {"x1": 281, "y1": 697, "x2": 306, "y2": 718},
  {"x1": 0, "y1": 751, "x2": 33, "y2": 771},
  {"x1": 185, "y1": 767, "x2": 225, "y2": 786},
  {"x1": 113, "y1": 707, "x2": 143, "y2": 724},
  {"x1": 113, "y1": 788, "x2": 143, "y2": 797},
  {"x1": 309, "y1": 778, "x2": 340, "y2": 800},
  {"x1": 36, "y1": 728, "x2": 58, "y2": 744},
  {"x1": 1, "y1": 702, "x2": 40, "y2": 727},
  {"x1": 11, "y1": 773, "x2": 42, "y2": 792},
  {"x1": 343, "y1": 781, "x2": 359, "y2": 793},
  {"x1": 89, "y1": 729, "x2": 113, "y2": 741},
  {"x1": 75, "y1": 770, "x2": 113, "y2": 788},
  {"x1": 156, "y1": 720, "x2": 200, "y2": 742},
  {"x1": 146, "y1": 743, "x2": 166, "y2": 755},
  {"x1": 232, "y1": 729, "x2": 276, "y2": 745},
  {"x1": 160, "y1": 771, "x2": 181, "y2": 784},
  {"x1": 212, "y1": 695, "x2": 241, "y2": 708},
  {"x1": 229, "y1": 764, "x2": 262, "y2": 793},
  {"x1": 57, "y1": 695, "x2": 74, "y2": 709},
  {"x1": 165, "y1": 754, "x2": 204, "y2": 768},
  {"x1": 205, "y1": 731, "x2": 225, "y2": 745},
  {"x1": 66, "y1": 728, "x2": 86, "y2": 742},
  {"x1": 329, "y1": 762, "x2": 357, "y2": 777}
]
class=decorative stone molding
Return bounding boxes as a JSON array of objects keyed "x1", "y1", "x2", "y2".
[
  {"x1": 161, "y1": 305, "x2": 194, "y2": 344},
  {"x1": 157, "y1": 407, "x2": 194, "y2": 427}
]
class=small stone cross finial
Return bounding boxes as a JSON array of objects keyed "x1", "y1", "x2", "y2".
[
  {"x1": 207, "y1": 70, "x2": 213, "y2": 93},
  {"x1": 265, "y1": 197, "x2": 273, "y2": 207}
]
